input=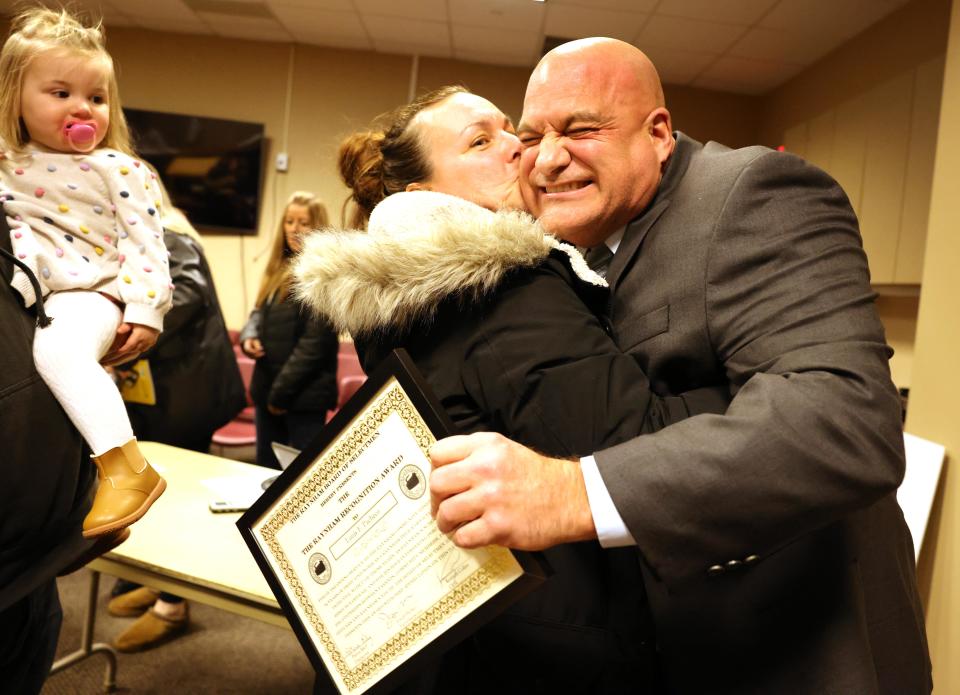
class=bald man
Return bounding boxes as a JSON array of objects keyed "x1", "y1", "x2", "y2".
[{"x1": 430, "y1": 38, "x2": 930, "y2": 694}]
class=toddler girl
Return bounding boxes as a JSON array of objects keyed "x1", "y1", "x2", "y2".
[{"x1": 0, "y1": 8, "x2": 169, "y2": 538}]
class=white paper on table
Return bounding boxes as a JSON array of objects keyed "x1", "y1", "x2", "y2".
[{"x1": 202, "y1": 473, "x2": 275, "y2": 509}]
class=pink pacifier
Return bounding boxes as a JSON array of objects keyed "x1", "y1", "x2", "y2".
[{"x1": 65, "y1": 123, "x2": 97, "y2": 151}]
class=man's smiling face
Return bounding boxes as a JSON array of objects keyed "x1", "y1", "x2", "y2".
[{"x1": 518, "y1": 41, "x2": 673, "y2": 247}]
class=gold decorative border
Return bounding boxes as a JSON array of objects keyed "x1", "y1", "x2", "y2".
[{"x1": 255, "y1": 381, "x2": 515, "y2": 692}]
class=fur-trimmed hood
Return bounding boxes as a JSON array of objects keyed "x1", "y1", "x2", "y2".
[{"x1": 294, "y1": 190, "x2": 604, "y2": 336}]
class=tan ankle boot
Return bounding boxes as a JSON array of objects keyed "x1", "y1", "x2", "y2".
[{"x1": 83, "y1": 439, "x2": 166, "y2": 538}]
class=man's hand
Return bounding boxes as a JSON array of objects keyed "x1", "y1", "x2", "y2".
[
  {"x1": 242, "y1": 337, "x2": 265, "y2": 359},
  {"x1": 429, "y1": 432, "x2": 597, "y2": 550},
  {"x1": 100, "y1": 323, "x2": 160, "y2": 366}
]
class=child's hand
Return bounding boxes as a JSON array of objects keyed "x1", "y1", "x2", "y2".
[
  {"x1": 242, "y1": 337, "x2": 265, "y2": 358},
  {"x1": 101, "y1": 323, "x2": 160, "y2": 366}
]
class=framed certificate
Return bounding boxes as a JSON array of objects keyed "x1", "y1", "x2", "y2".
[{"x1": 237, "y1": 349, "x2": 548, "y2": 695}]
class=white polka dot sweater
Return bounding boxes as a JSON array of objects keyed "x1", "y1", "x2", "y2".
[{"x1": 0, "y1": 146, "x2": 173, "y2": 331}]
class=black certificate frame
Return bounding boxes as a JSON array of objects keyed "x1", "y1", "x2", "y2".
[{"x1": 237, "y1": 348, "x2": 549, "y2": 695}]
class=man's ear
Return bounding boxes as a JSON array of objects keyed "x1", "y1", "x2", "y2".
[
  {"x1": 647, "y1": 107, "x2": 675, "y2": 167},
  {"x1": 405, "y1": 182, "x2": 429, "y2": 192}
]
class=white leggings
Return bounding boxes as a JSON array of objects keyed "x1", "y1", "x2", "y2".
[{"x1": 33, "y1": 291, "x2": 134, "y2": 456}]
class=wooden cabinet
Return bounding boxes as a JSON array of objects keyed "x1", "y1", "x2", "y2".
[{"x1": 782, "y1": 57, "x2": 944, "y2": 285}]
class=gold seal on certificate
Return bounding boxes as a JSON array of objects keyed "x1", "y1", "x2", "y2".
[{"x1": 238, "y1": 350, "x2": 547, "y2": 695}]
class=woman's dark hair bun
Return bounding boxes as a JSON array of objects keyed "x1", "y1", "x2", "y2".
[{"x1": 338, "y1": 131, "x2": 387, "y2": 217}]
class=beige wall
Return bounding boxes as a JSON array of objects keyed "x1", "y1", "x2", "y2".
[
  {"x1": 758, "y1": 0, "x2": 952, "y2": 147},
  {"x1": 664, "y1": 85, "x2": 761, "y2": 149},
  {"x1": 417, "y1": 57, "x2": 529, "y2": 123},
  {"x1": 907, "y1": 0, "x2": 960, "y2": 690}
]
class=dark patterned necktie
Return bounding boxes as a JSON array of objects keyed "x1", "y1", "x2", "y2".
[{"x1": 584, "y1": 244, "x2": 614, "y2": 278}]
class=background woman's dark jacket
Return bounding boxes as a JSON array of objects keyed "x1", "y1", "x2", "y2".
[
  {"x1": 246, "y1": 295, "x2": 338, "y2": 414},
  {"x1": 123, "y1": 229, "x2": 247, "y2": 452}
]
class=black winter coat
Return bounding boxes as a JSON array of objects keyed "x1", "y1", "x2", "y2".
[
  {"x1": 0, "y1": 216, "x2": 94, "y2": 612},
  {"x1": 123, "y1": 230, "x2": 246, "y2": 451},
  {"x1": 245, "y1": 294, "x2": 338, "y2": 413},
  {"x1": 360, "y1": 251, "x2": 717, "y2": 451}
]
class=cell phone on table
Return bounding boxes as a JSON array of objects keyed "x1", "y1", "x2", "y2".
[{"x1": 208, "y1": 500, "x2": 249, "y2": 514}]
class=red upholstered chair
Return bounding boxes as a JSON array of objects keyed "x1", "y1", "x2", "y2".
[
  {"x1": 210, "y1": 418, "x2": 256, "y2": 448},
  {"x1": 338, "y1": 342, "x2": 364, "y2": 380},
  {"x1": 235, "y1": 354, "x2": 256, "y2": 422},
  {"x1": 211, "y1": 350, "x2": 257, "y2": 457},
  {"x1": 339, "y1": 375, "x2": 366, "y2": 404},
  {"x1": 326, "y1": 375, "x2": 367, "y2": 423}
]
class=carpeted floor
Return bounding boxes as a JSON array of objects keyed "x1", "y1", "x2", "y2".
[{"x1": 42, "y1": 569, "x2": 315, "y2": 694}]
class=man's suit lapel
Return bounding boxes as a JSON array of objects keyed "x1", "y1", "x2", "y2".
[
  {"x1": 605, "y1": 133, "x2": 698, "y2": 292},
  {"x1": 606, "y1": 199, "x2": 669, "y2": 291}
]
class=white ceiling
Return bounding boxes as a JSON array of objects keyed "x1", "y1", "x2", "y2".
[{"x1": 0, "y1": 0, "x2": 911, "y2": 95}]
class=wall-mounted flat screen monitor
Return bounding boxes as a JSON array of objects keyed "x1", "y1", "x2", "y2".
[{"x1": 124, "y1": 108, "x2": 266, "y2": 235}]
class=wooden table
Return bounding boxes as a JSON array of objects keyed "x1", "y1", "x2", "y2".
[{"x1": 51, "y1": 442, "x2": 287, "y2": 692}]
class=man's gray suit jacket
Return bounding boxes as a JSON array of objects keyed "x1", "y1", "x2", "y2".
[{"x1": 595, "y1": 133, "x2": 931, "y2": 694}]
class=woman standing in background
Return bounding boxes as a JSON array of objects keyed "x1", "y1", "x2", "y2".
[{"x1": 240, "y1": 192, "x2": 339, "y2": 469}]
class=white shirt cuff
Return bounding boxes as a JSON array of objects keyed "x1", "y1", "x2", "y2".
[{"x1": 580, "y1": 455, "x2": 636, "y2": 548}]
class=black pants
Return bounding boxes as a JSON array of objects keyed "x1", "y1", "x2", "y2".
[
  {"x1": 254, "y1": 405, "x2": 327, "y2": 469},
  {"x1": 0, "y1": 580, "x2": 62, "y2": 695}
]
